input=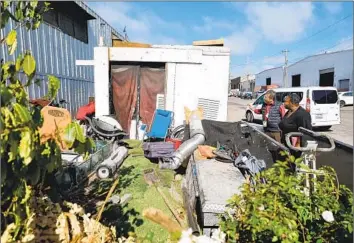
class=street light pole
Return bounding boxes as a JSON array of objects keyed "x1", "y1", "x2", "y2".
[{"x1": 282, "y1": 49, "x2": 289, "y2": 87}]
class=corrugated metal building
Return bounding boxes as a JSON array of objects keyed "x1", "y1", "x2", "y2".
[
  {"x1": 255, "y1": 49, "x2": 353, "y2": 92},
  {"x1": 1, "y1": 1, "x2": 124, "y2": 114}
]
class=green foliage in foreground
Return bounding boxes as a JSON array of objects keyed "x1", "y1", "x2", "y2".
[
  {"x1": 1, "y1": 1, "x2": 94, "y2": 241},
  {"x1": 220, "y1": 155, "x2": 353, "y2": 243}
]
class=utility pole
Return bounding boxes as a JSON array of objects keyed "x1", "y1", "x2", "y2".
[{"x1": 282, "y1": 50, "x2": 289, "y2": 87}]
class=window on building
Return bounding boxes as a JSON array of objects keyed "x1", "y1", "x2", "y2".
[
  {"x1": 266, "y1": 77, "x2": 271, "y2": 85},
  {"x1": 42, "y1": 7, "x2": 59, "y2": 28},
  {"x1": 40, "y1": 2, "x2": 95, "y2": 44},
  {"x1": 292, "y1": 74, "x2": 301, "y2": 87},
  {"x1": 319, "y1": 68, "x2": 334, "y2": 87}
]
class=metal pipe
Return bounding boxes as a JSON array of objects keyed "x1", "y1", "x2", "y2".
[
  {"x1": 160, "y1": 114, "x2": 205, "y2": 170},
  {"x1": 96, "y1": 145, "x2": 128, "y2": 179}
]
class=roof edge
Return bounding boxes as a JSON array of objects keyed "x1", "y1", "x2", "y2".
[{"x1": 75, "y1": 1, "x2": 125, "y2": 41}]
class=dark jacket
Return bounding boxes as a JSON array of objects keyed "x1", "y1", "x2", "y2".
[{"x1": 262, "y1": 102, "x2": 285, "y2": 132}]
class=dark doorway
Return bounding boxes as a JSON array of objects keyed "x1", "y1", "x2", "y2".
[
  {"x1": 110, "y1": 62, "x2": 166, "y2": 133},
  {"x1": 319, "y1": 69, "x2": 334, "y2": 87},
  {"x1": 266, "y1": 77, "x2": 271, "y2": 85},
  {"x1": 292, "y1": 74, "x2": 301, "y2": 87}
]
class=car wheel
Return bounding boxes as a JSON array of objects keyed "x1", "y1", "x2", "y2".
[
  {"x1": 340, "y1": 100, "x2": 345, "y2": 108},
  {"x1": 246, "y1": 111, "x2": 254, "y2": 123}
]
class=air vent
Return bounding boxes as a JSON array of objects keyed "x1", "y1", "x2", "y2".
[
  {"x1": 156, "y1": 94, "x2": 165, "y2": 110},
  {"x1": 197, "y1": 98, "x2": 220, "y2": 120}
]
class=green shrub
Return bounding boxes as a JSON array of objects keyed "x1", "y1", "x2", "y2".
[
  {"x1": 219, "y1": 156, "x2": 353, "y2": 243},
  {"x1": 1, "y1": 1, "x2": 93, "y2": 241}
]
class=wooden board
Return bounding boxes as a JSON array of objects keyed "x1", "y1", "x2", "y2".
[
  {"x1": 112, "y1": 40, "x2": 151, "y2": 48},
  {"x1": 192, "y1": 38, "x2": 224, "y2": 47}
]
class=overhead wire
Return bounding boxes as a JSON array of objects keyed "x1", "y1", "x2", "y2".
[
  {"x1": 230, "y1": 13, "x2": 353, "y2": 67},
  {"x1": 287, "y1": 36, "x2": 353, "y2": 66}
]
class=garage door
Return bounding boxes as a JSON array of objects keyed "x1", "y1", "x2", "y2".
[{"x1": 339, "y1": 79, "x2": 350, "y2": 91}]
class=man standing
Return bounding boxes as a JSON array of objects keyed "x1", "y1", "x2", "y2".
[
  {"x1": 262, "y1": 90, "x2": 286, "y2": 143},
  {"x1": 279, "y1": 93, "x2": 312, "y2": 151}
]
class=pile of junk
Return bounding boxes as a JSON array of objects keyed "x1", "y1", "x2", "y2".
[
  {"x1": 31, "y1": 98, "x2": 353, "y2": 237},
  {"x1": 133, "y1": 108, "x2": 353, "y2": 237},
  {"x1": 30, "y1": 98, "x2": 129, "y2": 195}
]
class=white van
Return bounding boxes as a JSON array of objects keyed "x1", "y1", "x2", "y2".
[{"x1": 245, "y1": 86, "x2": 340, "y2": 130}]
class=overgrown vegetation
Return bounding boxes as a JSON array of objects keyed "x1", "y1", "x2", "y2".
[
  {"x1": 0, "y1": 1, "x2": 94, "y2": 241},
  {"x1": 219, "y1": 155, "x2": 354, "y2": 243},
  {"x1": 114, "y1": 140, "x2": 184, "y2": 242}
]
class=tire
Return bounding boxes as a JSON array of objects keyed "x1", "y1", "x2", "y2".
[
  {"x1": 318, "y1": 126, "x2": 332, "y2": 131},
  {"x1": 340, "y1": 100, "x2": 345, "y2": 108},
  {"x1": 246, "y1": 111, "x2": 254, "y2": 123}
]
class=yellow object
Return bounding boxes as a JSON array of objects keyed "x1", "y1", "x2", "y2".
[
  {"x1": 112, "y1": 40, "x2": 151, "y2": 48},
  {"x1": 39, "y1": 106, "x2": 72, "y2": 150},
  {"x1": 198, "y1": 145, "x2": 216, "y2": 158},
  {"x1": 192, "y1": 38, "x2": 224, "y2": 46},
  {"x1": 184, "y1": 106, "x2": 204, "y2": 124}
]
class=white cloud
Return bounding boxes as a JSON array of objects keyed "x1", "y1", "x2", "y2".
[
  {"x1": 88, "y1": 2, "x2": 185, "y2": 45},
  {"x1": 224, "y1": 27, "x2": 260, "y2": 55},
  {"x1": 325, "y1": 36, "x2": 353, "y2": 53},
  {"x1": 224, "y1": 2, "x2": 315, "y2": 56},
  {"x1": 231, "y1": 52, "x2": 289, "y2": 77},
  {"x1": 231, "y1": 63, "x2": 277, "y2": 78},
  {"x1": 193, "y1": 16, "x2": 235, "y2": 33},
  {"x1": 245, "y1": 2, "x2": 314, "y2": 44},
  {"x1": 322, "y1": 2, "x2": 343, "y2": 15},
  {"x1": 262, "y1": 55, "x2": 284, "y2": 65}
]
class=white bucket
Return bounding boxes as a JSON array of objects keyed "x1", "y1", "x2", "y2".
[
  {"x1": 129, "y1": 120, "x2": 137, "y2": 139},
  {"x1": 138, "y1": 123, "x2": 147, "y2": 141}
]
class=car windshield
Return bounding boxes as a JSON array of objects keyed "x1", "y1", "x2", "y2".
[
  {"x1": 275, "y1": 92, "x2": 304, "y2": 103},
  {"x1": 312, "y1": 90, "x2": 338, "y2": 104}
]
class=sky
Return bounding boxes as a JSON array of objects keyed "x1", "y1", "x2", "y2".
[{"x1": 88, "y1": 2, "x2": 353, "y2": 78}]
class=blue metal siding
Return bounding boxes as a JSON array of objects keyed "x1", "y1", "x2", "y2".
[{"x1": 1, "y1": 1, "x2": 122, "y2": 114}]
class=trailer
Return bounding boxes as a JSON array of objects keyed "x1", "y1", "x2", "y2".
[{"x1": 77, "y1": 45, "x2": 230, "y2": 137}]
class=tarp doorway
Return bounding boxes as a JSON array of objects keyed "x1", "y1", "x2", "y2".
[{"x1": 110, "y1": 63, "x2": 166, "y2": 136}]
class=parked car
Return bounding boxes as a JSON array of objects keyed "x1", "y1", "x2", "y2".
[
  {"x1": 242, "y1": 92, "x2": 253, "y2": 100},
  {"x1": 256, "y1": 90, "x2": 266, "y2": 98},
  {"x1": 338, "y1": 91, "x2": 353, "y2": 107},
  {"x1": 245, "y1": 86, "x2": 340, "y2": 131}
]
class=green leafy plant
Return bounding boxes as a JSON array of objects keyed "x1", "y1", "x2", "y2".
[
  {"x1": 0, "y1": 1, "x2": 94, "y2": 241},
  {"x1": 219, "y1": 155, "x2": 353, "y2": 243}
]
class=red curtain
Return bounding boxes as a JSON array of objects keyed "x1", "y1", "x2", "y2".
[
  {"x1": 111, "y1": 66, "x2": 139, "y2": 132},
  {"x1": 139, "y1": 68, "x2": 165, "y2": 128}
]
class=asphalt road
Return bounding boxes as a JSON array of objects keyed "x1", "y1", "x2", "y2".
[{"x1": 227, "y1": 97, "x2": 353, "y2": 146}]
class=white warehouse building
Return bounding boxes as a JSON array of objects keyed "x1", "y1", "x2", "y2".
[{"x1": 256, "y1": 49, "x2": 353, "y2": 91}]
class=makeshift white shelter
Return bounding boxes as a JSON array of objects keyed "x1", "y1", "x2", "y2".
[{"x1": 77, "y1": 44, "x2": 230, "y2": 135}]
